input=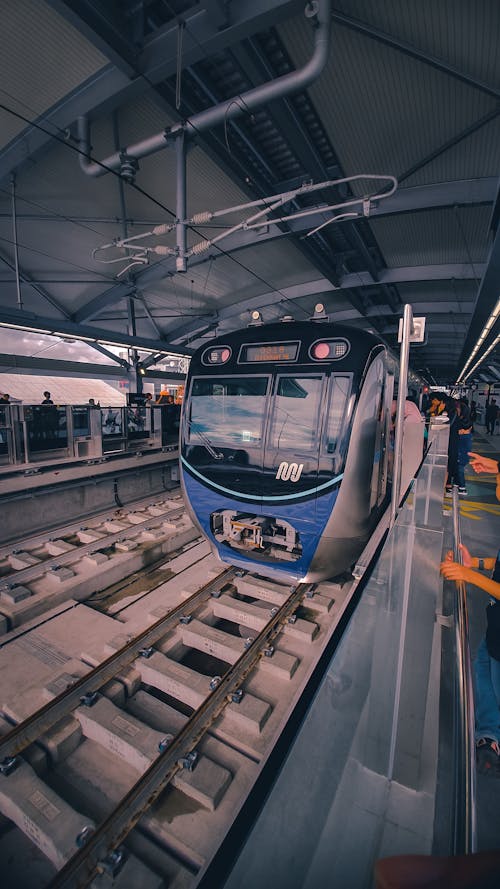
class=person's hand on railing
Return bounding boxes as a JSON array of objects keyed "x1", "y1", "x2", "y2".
[
  {"x1": 442, "y1": 543, "x2": 473, "y2": 567},
  {"x1": 440, "y1": 559, "x2": 469, "y2": 583},
  {"x1": 440, "y1": 545, "x2": 500, "y2": 599}
]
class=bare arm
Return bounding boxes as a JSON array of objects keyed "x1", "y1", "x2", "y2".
[
  {"x1": 468, "y1": 452, "x2": 499, "y2": 474},
  {"x1": 440, "y1": 561, "x2": 500, "y2": 599}
]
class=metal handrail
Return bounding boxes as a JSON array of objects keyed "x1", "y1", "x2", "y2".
[{"x1": 450, "y1": 485, "x2": 477, "y2": 853}]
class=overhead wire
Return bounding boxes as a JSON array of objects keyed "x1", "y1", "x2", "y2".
[
  {"x1": 0, "y1": 3, "x2": 346, "y2": 331},
  {"x1": 0, "y1": 98, "x2": 310, "y2": 320}
]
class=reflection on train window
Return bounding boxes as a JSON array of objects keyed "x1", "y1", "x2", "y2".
[
  {"x1": 189, "y1": 377, "x2": 268, "y2": 444},
  {"x1": 325, "y1": 376, "x2": 351, "y2": 453},
  {"x1": 101, "y1": 409, "x2": 123, "y2": 436},
  {"x1": 72, "y1": 407, "x2": 90, "y2": 436},
  {"x1": 271, "y1": 376, "x2": 322, "y2": 452}
]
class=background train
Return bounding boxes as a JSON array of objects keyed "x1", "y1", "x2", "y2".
[{"x1": 180, "y1": 316, "x2": 425, "y2": 584}]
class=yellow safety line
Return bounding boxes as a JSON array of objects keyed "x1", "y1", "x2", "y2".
[{"x1": 443, "y1": 499, "x2": 500, "y2": 520}]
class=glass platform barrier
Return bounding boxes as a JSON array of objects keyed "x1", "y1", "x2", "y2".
[
  {"x1": 0, "y1": 403, "x2": 179, "y2": 469},
  {"x1": 213, "y1": 426, "x2": 474, "y2": 889}
]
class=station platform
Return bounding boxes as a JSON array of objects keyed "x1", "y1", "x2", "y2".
[{"x1": 208, "y1": 425, "x2": 500, "y2": 889}]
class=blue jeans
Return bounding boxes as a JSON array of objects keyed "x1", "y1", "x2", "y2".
[
  {"x1": 457, "y1": 431, "x2": 472, "y2": 487},
  {"x1": 474, "y1": 638, "x2": 500, "y2": 743}
]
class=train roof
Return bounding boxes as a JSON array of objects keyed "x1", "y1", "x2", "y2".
[{"x1": 192, "y1": 320, "x2": 385, "y2": 352}]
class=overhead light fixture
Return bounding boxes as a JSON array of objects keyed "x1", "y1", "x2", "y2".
[
  {"x1": 311, "y1": 302, "x2": 328, "y2": 321},
  {"x1": 462, "y1": 333, "x2": 500, "y2": 382},
  {"x1": 249, "y1": 310, "x2": 264, "y2": 326},
  {"x1": 458, "y1": 297, "x2": 500, "y2": 381}
]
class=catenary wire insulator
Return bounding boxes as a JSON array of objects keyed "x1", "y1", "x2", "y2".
[
  {"x1": 152, "y1": 245, "x2": 176, "y2": 256},
  {"x1": 190, "y1": 211, "x2": 213, "y2": 224},
  {"x1": 191, "y1": 240, "x2": 211, "y2": 255},
  {"x1": 152, "y1": 223, "x2": 174, "y2": 235}
]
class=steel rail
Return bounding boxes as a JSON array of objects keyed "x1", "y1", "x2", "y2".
[
  {"x1": 49, "y1": 582, "x2": 311, "y2": 888},
  {"x1": 0, "y1": 506, "x2": 184, "y2": 596},
  {"x1": 0, "y1": 567, "x2": 236, "y2": 762}
]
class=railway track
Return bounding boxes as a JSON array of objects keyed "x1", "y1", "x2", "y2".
[
  {"x1": 0, "y1": 481, "x2": 390, "y2": 888},
  {"x1": 0, "y1": 490, "x2": 198, "y2": 635},
  {"x1": 0, "y1": 553, "x2": 358, "y2": 887}
]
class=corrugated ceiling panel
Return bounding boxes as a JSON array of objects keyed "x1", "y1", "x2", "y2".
[
  {"x1": 396, "y1": 279, "x2": 478, "y2": 311},
  {"x1": 0, "y1": 0, "x2": 107, "y2": 150},
  {"x1": 399, "y1": 114, "x2": 500, "y2": 186},
  {"x1": 369, "y1": 205, "x2": 491, "y2": 266},
  {"x1": 278, "y1": 14, "x2": 497, "y2": 186},
  {"x1": 331, "y1": 0, "x2": 500, "y2": 90}
]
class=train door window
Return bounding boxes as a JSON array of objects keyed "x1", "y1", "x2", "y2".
[
  {"x1": 270, "y1": 376, "x2": 323, "y2": 452},
  {"x1": 189, "y1": 377, "x2": 268, "y2": 445},
  {"x1": 325, "y1": 375, "x2": 351, "y2": 454}
]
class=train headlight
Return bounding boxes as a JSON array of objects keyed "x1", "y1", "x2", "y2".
[
  {"x1": 310, "y1": 339, "x2": 350, "y2": 360},
  {"x1": 202, "y1": 346, "x2": 232, "y2": 365},
  {"x1": 312, "y1": 342, "x2": 330, "y2": 359}
]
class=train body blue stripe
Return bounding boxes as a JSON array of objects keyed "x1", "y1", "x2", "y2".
[
  {"x1": 181, "y1": 467, "x2": 341, "y2": 582},
  {"x1": 180, "y1": 455, "x2": 343, "y2": 503}
]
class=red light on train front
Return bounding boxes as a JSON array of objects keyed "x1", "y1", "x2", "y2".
[
  {"x1": 202, "y1": 346, "x2": 232, "y2": 365},
  {"x1": 310, "y1": 338, "x2": 349, "y2": 360},
  {"x1": 312, "y1": 342, "x2": 330, "y2": 359}
]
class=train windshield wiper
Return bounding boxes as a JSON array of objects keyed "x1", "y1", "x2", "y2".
[{"x1": 188, "y1": 420, "x2": 223, "y2": 460}]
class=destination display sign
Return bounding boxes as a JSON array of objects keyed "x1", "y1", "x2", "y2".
[{"x1": 240, "y1": 342, "x2": 299, "y2": 363}]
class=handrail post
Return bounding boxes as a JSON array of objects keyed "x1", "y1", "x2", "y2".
[{"x1": 390, "y1": 303, "x2": 413, "y2": 526}]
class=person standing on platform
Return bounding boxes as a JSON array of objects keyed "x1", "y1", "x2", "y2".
[
  {"x1": 445, "y1": 398, "x2": 472, "y2": 496},
  {"x1": 485, "y1": 398, "x2": 498, "y2": 435},
  {"x1": 41, "y1": 390, "x2": 53, "y2": 404},
  {"x1": 440, "y1": 450, "x2": 500, "y2": 775}
]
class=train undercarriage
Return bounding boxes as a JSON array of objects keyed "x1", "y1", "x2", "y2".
[{"x1": 210, "y1": 510, "x2": 302, "y2": 562}]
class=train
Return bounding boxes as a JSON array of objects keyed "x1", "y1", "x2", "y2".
[{"x1": 180, "y1": 315, "x2": 422, "y2": 584}]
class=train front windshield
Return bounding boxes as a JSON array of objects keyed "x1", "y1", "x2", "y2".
[
  {"x1": 186, "y1": 374, "x2": 351, "y2": 459},
  {"x1": 188, "y1": 377, "x2": 268, "y2": 445}
]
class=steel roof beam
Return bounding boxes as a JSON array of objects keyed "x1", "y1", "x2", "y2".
[
  {"x1": 88, "y1": 341, "x2": 130, "y2": 368},
  {"x1": 0, "y1": 0, "x2": 303, "y2": 184},
  {"x1": 0, "y1": 307, "x2": 193, "y2": 356},
  {"x1": 0, "y1": 352, "x2": 185, "y2": 380}
]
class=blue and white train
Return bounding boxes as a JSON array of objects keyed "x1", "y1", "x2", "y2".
[{"x1": 180, "y1": 317, "x2": 414, "y2": 584}]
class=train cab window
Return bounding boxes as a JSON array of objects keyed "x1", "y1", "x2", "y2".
[
  {"x1": 270, "y1": 376, "x2": 322, "y2": 452},
  {"x1": 189, "y1": 377, "x2": 268, "y2": 444},
  {"x1": 325, "y1": 375, "x2": 351, "y2": 453}
]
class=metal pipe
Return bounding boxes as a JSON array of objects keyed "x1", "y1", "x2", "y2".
[
  {"x1": 176, "y1": 131, "x2": 187, "y2": 272},
  {"x1": 77, "y1": 0, "x2": 332, "y2": 177},
  {"x1": 10, "y1": 176, "x2": 23, "y2": 310},
  {"x1": 451, "y1": 489, "x2": 477, "y2": 854},
  {"x1": 113, "y1": 113, "x2": 129, "y2": 242},
  {"x1": 390, "y1": 303, "x2": 412, "y2": 526}
]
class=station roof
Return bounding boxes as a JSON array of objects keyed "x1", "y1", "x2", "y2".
[{"x1": 1, "y1": 0, "x2": 499, "y2": 387}]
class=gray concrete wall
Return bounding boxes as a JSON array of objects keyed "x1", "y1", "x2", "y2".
[{"x1": 1, "y1": 460, "x2": 179, "y2": 544}]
